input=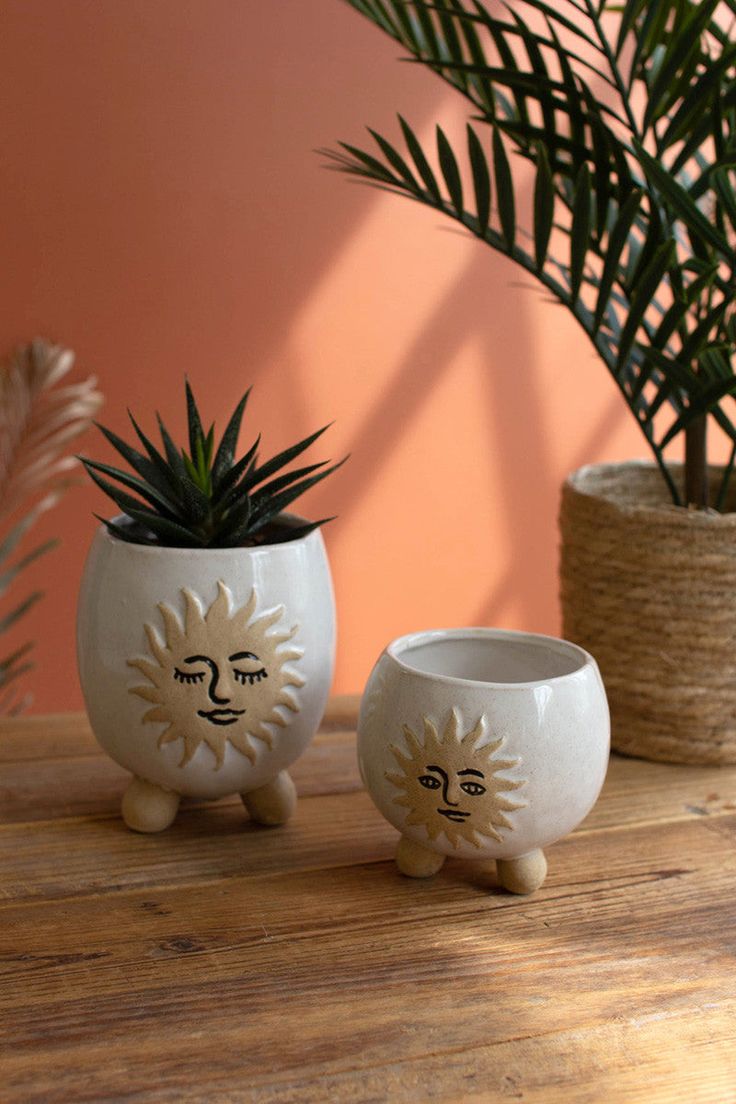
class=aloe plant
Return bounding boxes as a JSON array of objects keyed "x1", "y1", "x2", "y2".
[
  {"x1": 82, "y1": 382, "x2": 345, "y2": 547},
  {"x1": 326, "y1": 0, "x2": 736, "y2": 509}
]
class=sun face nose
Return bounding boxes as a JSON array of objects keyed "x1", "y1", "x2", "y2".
[
  {"x1": 441, "y1": 775, "x2": 461, "y2": 807},
  {"x1": 206, "y1": 660, "x2": 231, "y2": 705}
]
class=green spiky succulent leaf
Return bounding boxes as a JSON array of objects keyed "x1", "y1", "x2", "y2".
[{"x1": 82, "y1": 382, "x2": 345, "y2": 547}]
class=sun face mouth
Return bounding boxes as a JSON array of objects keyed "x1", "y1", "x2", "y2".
[
  {"x1": 437, "y1": 808, "x2": 470, "y2": 821},
  {"x1": 197, "y1": 708, "x2": 245, "y2": 726}
]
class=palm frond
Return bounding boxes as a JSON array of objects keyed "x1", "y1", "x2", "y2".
[
  {"x1": 0, "y1": 340, "x2": 103, "y2": 516},
  {"x1": 0, "y1": 339, "x2": 103, "y2": 711},
  {"x1": 328, "y1": 0, "x2": 736, "y2": 507}
]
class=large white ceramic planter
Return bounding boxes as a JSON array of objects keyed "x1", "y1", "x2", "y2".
[
  {"x1": 77, "y1": 518, "x2": 335, "y2": 831},
  {"x1": 358, "y1": 628, "x2": 609, "y2": 894}
]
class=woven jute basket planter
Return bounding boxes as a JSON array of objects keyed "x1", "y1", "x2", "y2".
[{"x1": 560, "y1": 460, "x2": 736, "y2": 765}]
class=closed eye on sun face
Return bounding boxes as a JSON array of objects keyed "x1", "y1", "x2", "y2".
[
  {"x1": 229, "y1": 650, "x2": 266, "y2": 685},
  {"x1": 233, "y1": 667, "x2": 268, "y2": 685},
  {"x1": 174, "y1": 668, "x2": 205, "y2": 685}
]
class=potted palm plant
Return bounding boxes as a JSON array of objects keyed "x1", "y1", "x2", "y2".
[
  {"x1": 77, "y1": 382, "x2": 345, "y2": 831},
  {"x1": 325, "y1": 0, "x2": 736, "y2": 765}
]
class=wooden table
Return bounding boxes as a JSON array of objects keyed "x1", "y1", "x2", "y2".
[{"x1": 2, "y1": 697, "x2": 735, "y2": 1103}]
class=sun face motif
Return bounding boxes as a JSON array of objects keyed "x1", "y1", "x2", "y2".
[
  {"x1": 127, "y1": 582, "x2": 304, "y2": 770},
  {"x1": 385, "y1": 709, "x2": 526, "y2": 848}
]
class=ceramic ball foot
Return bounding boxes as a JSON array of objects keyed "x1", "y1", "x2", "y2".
[
  {"x1": 396, "y1": 835, "x2": 446, "y2": 878},
  {"x1": 122, "y1": 777, "x2": 181, "y2": 833},
  {"x1": 496, "y1": 849, "x2": 547, "y2": 895},
  {"x1": 241, "y1": 770, "x2": 296, "y2": 826}
]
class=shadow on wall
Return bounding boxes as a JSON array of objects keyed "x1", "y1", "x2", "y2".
[
  {"x1": 0, "y1": 0, "x2": 476, "y2": 711},
  {"x1": 0, "y1": 0, "x2": 636, "y2": 711},
  {"x1": 306, "y1": 225, "x2": 628, "y2": 676}
]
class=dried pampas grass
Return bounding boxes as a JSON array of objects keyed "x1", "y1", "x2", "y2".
[{"x1": 0, "y1": 339, "x2": 103, "y2": 711}]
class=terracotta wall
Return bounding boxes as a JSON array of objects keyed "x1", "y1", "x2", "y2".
[{"x1": 0, "y1": 0, "x2": 661, "y2": 713}]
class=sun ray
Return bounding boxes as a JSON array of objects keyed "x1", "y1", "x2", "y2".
[
  {"x1": 278, "y1": 689, "x2": 300, "y2": 712},
  {"x1": 127, "y1": 582, "x2": 304, "y2": 769},
  {"x1": 141, "y1": 705, "x2": 168, "y2": 722},
  {"x1": 251, "y1": 722, "x2": 275, "y2": 748},
  {"x1": 385, "y1": 711, "x2": 527, "y2": 849},
  {"x1": 203, "y1": 582, "x2": 230, "y2": 628},
  {"x1": 228, "y1": 731, "x2": 258, "y2": 763},
  {"x1": 128, "y1": 658, "x2": 162, "y2": 680},
  {"x1": 144, "y1": 624, "x2": 168, "y2": 667},
  {"x1": 279, "y1": 647, "x2": 304, "y2": 663},
  {"x1": 253, "y1": 607, "x2": 285, "y2": 633},
  {"x1": 129, "y1": 684, "x2": 161, "y2": 704},
  {"x1": 402, "y1": 723, "x2": 423, "y2": 759},
  {"x1": 228, "y1": 585, "x2": 257, "y2": 628},
  {"x1": 179, "y1": 738, "x2": 200, "y2": 767},
  {"x1": 157, "y1": 603, "x2": 184, "y2": 651}
]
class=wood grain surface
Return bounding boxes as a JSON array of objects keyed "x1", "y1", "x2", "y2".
[{"x1": 1, "y1": 696, "x2": 735, "y2": 1103}]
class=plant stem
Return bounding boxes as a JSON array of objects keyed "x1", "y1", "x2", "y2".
[
  {"x1": 584, "y1": 0, "x2": 641, "y2": 143},
  {"x1": 653, "y1": 448, "x2": 683, "y2": 507},
  {"x1": 685, "y1": 415, "x2": 708, "y2": 508},
  {"x1": 716, "y1": 440, "x2": 736, "y2": 511}
]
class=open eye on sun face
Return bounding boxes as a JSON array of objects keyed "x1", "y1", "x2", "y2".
[
  {"x1": 418, "y1": 774, "x2": 442, "y2": 790},
  {"x1": 460, "y1": 780, "x2": 486, "y2": 796}
]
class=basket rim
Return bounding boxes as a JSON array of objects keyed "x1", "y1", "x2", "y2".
[{"x1": 564, "y1": 460, "x2": 736, "y2": 528}]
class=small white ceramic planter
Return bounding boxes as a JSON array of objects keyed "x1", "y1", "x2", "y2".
[
  {"x1": 358, "y1": 628, "x2": 610, "y2": 894},
  {"x1": 77, "y1": 518, "x2": 335, "y2": 832}
]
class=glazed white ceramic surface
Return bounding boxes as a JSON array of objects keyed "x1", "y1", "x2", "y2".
[
  {"x1": 77, "y1": 519, "x2": 335, "y2": 799},
  {"x1": 358, "y1": 628, "x2": 610, "y2": 859}
]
